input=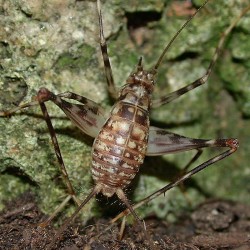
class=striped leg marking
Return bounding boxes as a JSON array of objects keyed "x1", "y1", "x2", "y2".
[
  {"x1": 152, "y1": 4, "x2": 250, "y2": 108},
  {"x1": 97, "y1": 0, "x2": 117, "y2": 99},
  {"x1": 111, "y1": 132, "x2": 239, "y2": 223},
  {"x1": 1, "y1": 87, "x2": 107, "y2": 225},
  {"x1": 38, "y1": 88, "x2": 106, "y2": 138}
]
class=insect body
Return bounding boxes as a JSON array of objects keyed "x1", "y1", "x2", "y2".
[
  {"x1": 92, "y1": 65, "x2": 152, "y2": 197},
  {"x1": 1, "y1": 0, "x2": 249, "y2": 247}
]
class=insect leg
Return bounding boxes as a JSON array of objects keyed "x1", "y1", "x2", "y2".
[
  {"x1": 47, "y1": 186, "x2": 100, "y2": 249},
  {"x1": 148, "y1": 127, "x2": 204, "y2": 202},
  {"x1": 146, "y1": 126, "x2": 215, "y2": 156},
  {"x1": 55, "y1": 91, "x2": 107, "y2": 137},
  {"x1": 58, "y1": 91, "x2": 106, "y2": 116},
  {"x1": 0, "y1": 100, "x2": 39, "y2": 116},
  {"x1": 111, "y1": 128, "x2": 238, "y2": 223},
  {"x1": 1, "y1": 88, "x2": 106, "y2": 224},
  {"x1": 1, "y1": 88, "x2": 106, "y2": 138},
  {"x1": 35, "y1": 104, "x2": 78, "y2": 227},
  {"x1": 152, "y1": 4, "x2": 250, "y2": 108},
  {"x1": 36, "y1": 88, "x2": 107, "y2": 225},
  {"x1": 97, "y1": 0, "x2": 117, "y2": 99},
  {"x1": 181, "y1": 149, "x2": 203, "y2": 173},
  {"x1": 116, "y1": 189, "x2": 155, "y2": 249}
]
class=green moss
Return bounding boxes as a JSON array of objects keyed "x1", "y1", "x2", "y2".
[{"x1": 54, "y1": 44, "x2": 96, "y2": 72}]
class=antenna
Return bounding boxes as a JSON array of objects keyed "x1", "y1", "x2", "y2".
[{"x1": 152, "y1": 0, "x2": 210, "y2": 73}]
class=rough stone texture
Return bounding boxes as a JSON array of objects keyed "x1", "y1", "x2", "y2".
[{"x1": 0, "y1": 0, "x2": 249, "y2": 223}]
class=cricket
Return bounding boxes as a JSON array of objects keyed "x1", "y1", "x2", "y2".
[{"x1": 1, "y1": 0, "x2": 249, "y2": 248}]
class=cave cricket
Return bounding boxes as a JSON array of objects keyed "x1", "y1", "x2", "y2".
[{"x1": 1, "y1": 0, "x2": 250, "y2": 247}]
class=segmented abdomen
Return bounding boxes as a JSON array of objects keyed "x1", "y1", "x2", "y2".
[{"x1": 91, "y1": 101, "x2": 149, "y2": 197}]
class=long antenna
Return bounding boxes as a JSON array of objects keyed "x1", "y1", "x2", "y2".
[{"x1": 152, "y1": 0, "x2": 210, "y2": 73}]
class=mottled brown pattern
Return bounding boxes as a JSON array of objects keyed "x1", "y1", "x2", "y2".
[
  {"x1": 134, "y1": 108, "x2": 149, "y2": 126},
  {"x1": 112, "y1": 103, "x2": 135, "y2": 120},
  {"x1": 91, "y1": 92, "x2": 150, "y2": 196}
]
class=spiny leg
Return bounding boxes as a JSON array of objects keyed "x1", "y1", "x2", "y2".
[
  {"x1": 180, "y1": 149, "x2": 203, "y2": 174},
  {"x1": 0, "y1": 100, "x2": 39, "y2": 116},
  {"x1": 0, "y1": 93, "x2": 80, "y2": 221},
  {"x1": 145, "y1": 126, "x2": 206, "y2": 199},
  {"x1": 36, "y1": 88, "x2": 108, "y2": 225},
  {"x1": 111, "y1": 137, "x2": 238, "y2": 223},
  {"x1": 152, "y1": 3, "x2": 250, "y2": 108},
  {"x1": 116, "y1": 189, "x2": 155, "y2": 249},
  {"x1": 49, "y1": 187, "x2": 155, "y2": 249},
  {"x1": 1, "y1": 88, "x2": 106, "y2": 225},
  {"x1": 176, "y1": 149, "x2": 203, "y2": 204},
  {"x1": 145, "y1": 127, "x2": 238, "y2": 205},
  {"x1": 38, "y1": 101, "x2": 80, "y2": 226},
  {"x1": 148, "y1": 127, "x2": 205, "y2": 204},
  {"x1": 47, "y1": 186, "x2": 100, "y2": 249},
  {"x1": 97, "y1": 0, "x2": 117, "y2": 99}
]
